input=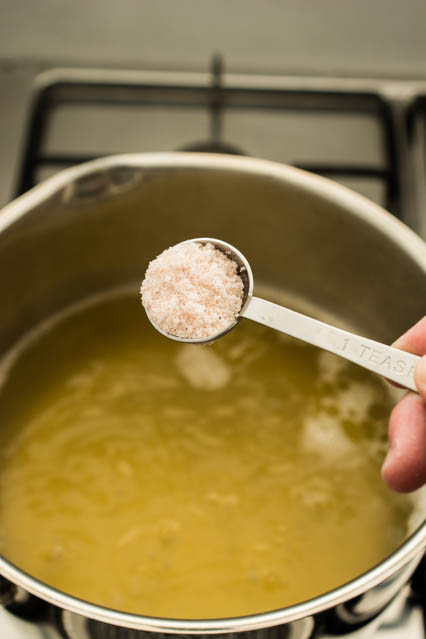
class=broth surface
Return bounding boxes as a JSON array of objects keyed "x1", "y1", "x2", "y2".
[{"x1": 0, "y1": 291, "x2": 411, "y2": 618}]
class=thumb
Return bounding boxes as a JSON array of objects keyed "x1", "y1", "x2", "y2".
[{"x1": 415, "y1": 355, "x2": 426, "y2": 400}]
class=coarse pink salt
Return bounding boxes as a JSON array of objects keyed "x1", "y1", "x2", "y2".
[{"x1": 140, "y1": 241, "x2": 244, "y2": 340}]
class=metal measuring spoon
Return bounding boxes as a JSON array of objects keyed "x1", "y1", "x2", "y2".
[{"x1": 145, "y1": 238, "x2": 420, "y2": 392}]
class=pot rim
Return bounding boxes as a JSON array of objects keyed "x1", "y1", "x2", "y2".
[{"x1": 0, "y1": 152, "x2": 425, "y2": 633}]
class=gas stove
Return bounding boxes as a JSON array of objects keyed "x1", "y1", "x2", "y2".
[
  {"x1": 8, "y1": 57, "x2": 426, "y2": 242},
  {"x1": 1, "y1": 59, "x2": 426, "y2": 638}
]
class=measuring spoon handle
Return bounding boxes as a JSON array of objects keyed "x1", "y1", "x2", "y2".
[{"x1": 241, "y1": 296, "x2": 420, "y2": 392}]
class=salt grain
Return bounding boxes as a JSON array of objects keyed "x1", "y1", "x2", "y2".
[{"x1": 140, "y1": 242, "x2": 244, "y2": 340}]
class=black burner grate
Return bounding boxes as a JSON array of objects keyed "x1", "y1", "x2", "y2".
[{"x1": 14, "y1": 57, "x2": 426, "y2": 232}]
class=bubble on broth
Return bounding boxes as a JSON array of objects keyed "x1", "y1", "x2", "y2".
[
  {"x1": 322, "y1": 380, "x2": 383, "y2": 422},
  {"x1": 317, "y1": 350, "x2": 348, "y2": 385},
  {"x1": 175, "y1": 344, "x2": 232, "y2": 390},
  {"x1": 300, "y1": 412, "x2": 359, "y2": 464}
]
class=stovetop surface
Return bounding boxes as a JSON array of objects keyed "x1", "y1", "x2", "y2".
[
  {"x1": 0, "y1": 60, "x2": 425, "y2": 639},
  {"x1": 1, "y1": 61, "x2": 426, "y2": 239}
]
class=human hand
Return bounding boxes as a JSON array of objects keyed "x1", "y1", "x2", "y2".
[{"x1": 381, "y1": 316, "x2": 426, "y2": 492}]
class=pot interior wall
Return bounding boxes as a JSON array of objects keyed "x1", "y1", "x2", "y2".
[{"x1": 1, "y1": 161, "x2": 425, "y2": 359}]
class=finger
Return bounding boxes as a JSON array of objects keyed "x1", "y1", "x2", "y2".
[
  {"x1": 381, "y1": 392, "x2": 426, "y2": 493},
  {"x1": 392, "y1": 315, "x2": 426, "y2": 355},
  {"x1": 414, "y1": 355, "x2": 426, "y2": 401},
  {"x1": 387, "y1": 316, "x2": 426, "y2": 389}
]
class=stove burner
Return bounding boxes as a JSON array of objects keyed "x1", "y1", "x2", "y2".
[{"x1": 180, "y1": 141, "x2": 244, "y2": 155}]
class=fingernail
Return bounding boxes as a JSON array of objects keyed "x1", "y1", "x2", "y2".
[{"x1": 415, "y1": 355, "x2": 426, "y2": 395}]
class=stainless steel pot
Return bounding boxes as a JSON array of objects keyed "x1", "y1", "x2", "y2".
[{"x1": 0, "y1": 153, "x2": 425, "y2": 638}]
